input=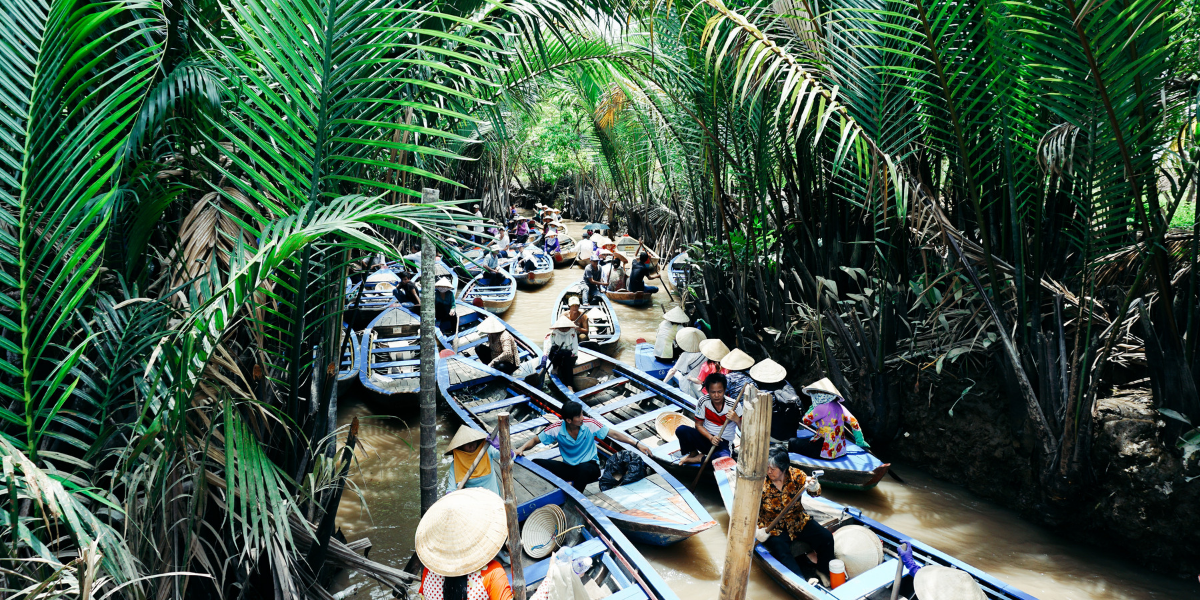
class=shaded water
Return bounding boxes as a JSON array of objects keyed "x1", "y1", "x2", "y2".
[{"x1": 332, "y1": 218, "x2": 1197, "y2": 599}]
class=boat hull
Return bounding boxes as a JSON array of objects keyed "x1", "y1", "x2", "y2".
[
  {"x1": 358, "y1": 305, "x2": 422, "y2": 410},
  {"x1": 634, "y1": 341, "x2": 674, "y2": 380},
  {"x1": 605, "y1": 289, "x2": 654, "y2": 306},
  {"x1": 789, "y1": 444, "x2": 890, "y2": 491},
  {"x1": 458, "y1": 268, "x2": 516, "y2": 315},
  {"x1": 336, "y1": 327, "x2": 360, "y2": 394}
]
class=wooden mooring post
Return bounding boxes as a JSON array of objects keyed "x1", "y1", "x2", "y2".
[
  {"x1": 497, "y1": 412, "x2": 527, "y2": 600},
  {"x1": 418, "y1": 187, "x2": 439, "y2": 515},
  {"x1": 717, "y1": 385, "x2": 772, "y2": 600}
]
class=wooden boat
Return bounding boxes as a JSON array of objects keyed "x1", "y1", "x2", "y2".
[
  {"x1": 345, "y1": 270, "x2": 404, "y2": 328},
  {"x1": 415, "y1": 258, "x2": 458, "y2": 292},
  {"x1": 785, "y1": 438, "x2": 890, "y2": 491},
  {"x1": 459, "y1": 246, "x2": 489, "y2": 279},
  {"x1": 435, "y1": 301, "x2": 542, "y2": 369},
  {"x1": 358, "y1": 305, "x2": 421, "y2": 407},
  {"x1": 605, "y1": 288, "x2": 654, "y2": 307},
  {"x1": 553, "y1": 280, "x2": 620, "y2": 351},
  {"x1": 337, "y1": 325, "x2": 360, "y2": 393},
  {"x1": 633, "y1": 340, "x2": 674, "y2": 381},
  {"x1": 550, "y1": 234, "x2": 579, "y2": 267},
  {"x1": 713, "y1": 459, "x2": 1037, "y2": 600},
  {"x1": 458, "y1": 267, "x2": 516, "y2": 314},
  {"x1": 512, "y1": 248, "x2": 554, "y2": 287},
  {"x1": 439, "y1": 357, "x2": 715, "y2": 547},
  {"x1": 665, "y1": 251, "x2": 692, "y2": 289},
  {"x1": 547, "y1": 348, "x2": 702, "y2": 480},
  {"x1": 614, "y1": 236, "x2": 660, "y2": 266}
]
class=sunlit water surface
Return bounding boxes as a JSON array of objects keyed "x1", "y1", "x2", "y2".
[{"x1": 332, "y1": 219, "x2": 1197, "y2": 599}]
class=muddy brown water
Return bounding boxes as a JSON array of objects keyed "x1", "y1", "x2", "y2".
[{"x1": 332, "y1": 218, "x2": 1196, "y2": 599}]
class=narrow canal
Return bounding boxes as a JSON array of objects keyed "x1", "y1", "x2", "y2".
[{"x1": 332, "y1": 218, "x2": 1195, "y2": 599}]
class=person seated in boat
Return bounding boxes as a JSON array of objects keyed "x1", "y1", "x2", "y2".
[
  {"x1": 654, "y1": 306, "x2": 690, "y2": 361},
  {"x1": 562, "y1": 296, "x2": 590, "y2": 342},
  {"x1": 628, "y1": 252, "x2": 661, "y2": 294},
  {"x1": 434, "y1": 280, "x2": 458, "y2": 336},
  {"x1": 789, "y1": 378, "x2": 869, "y2": 459},
  {"x1": 444, "y1": 426, "x2": 501, "y2": 495},
  {"x1": 415, "y1": 488, "x2": 513, "y2": 600},
  {"x1": 476, "y1": 317, "x2": 519, "y2": 375},
  {"x1": 492, "y1": 226, "x2": 510, "y2": 249},
  {"x1": 748, "y1": 359, "x2": 805, "y2": 441},
  {"x1": 754, "y1": 448, "x2": 835, "y2": 581},
  {"x1": 663, "y1": 327, "x2": 708, "y2": 397},
  {"x1": 392, "y1": 270, "x2": 420, "y2": 307},
  {"x1": 514, "y1": 400, "x2": 650, "y2": 491},
  {"x1": 513, "y1": 216, "x2": 529, "y2": 243},
  {"x1": 542, "y1": 228, "x2": 561, "y2": 256},
  {"x1": 583, "y1": 257, "x2": 606, "y2": 305},
  {"x1": 719, "y1": 348, "x2": 756, "y2": 401},
  {"x1": 693, "y1": 338, "x2": 730, "y2": 391},
  {"x1": 604, "y1": 254, "x2": 627, "y2": 291},
  {"x1": 479, "y1": 247, "x2": 506, "y2": 287},
  {"x1": 519, "y1": 244, "x2": 541, "y2": 274},
  {"x1": 674, "y1": 373, "x2": 742, "y2": 465},
  {"x1": 542, "y1": 317, "x2": 580, "y2": 390}
]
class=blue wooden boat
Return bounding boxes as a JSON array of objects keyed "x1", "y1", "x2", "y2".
[
  {"x1": 337, "y1": 325, "x2": 360, "y2": 394},
  {"x1": 439, "y1": 357, "x2": 716, "y2": 547},
  {"x1": 553, "y1": 281, "x2": 620, "y2": 351},
  {"x1": 665, "y1": 251, "x2": 691, "y2": 289},
  {"x1": 512, "y1": 248, "x2": 554, "y2": 287},
  {"x1": 713, "y1": 459, "x2": 1038, "y2": 600},
  {"x1": 345, "y1": 269, "x2": 406, "y2": 328},
  {"x1": 435, "y1": 301, "x2": 543, "y2": 369},
  {"x1": 786, "y1": 439, "x2": 890, "y2": 491},
  {"x1": 358, "y1": 305, "x2": 421, "y2": 407},
  {"x1": 458, "y1": 267, "x2": 517, "y2": 315},
  {"x1": 547, "y1": 348, "x2": 702, "y2": 480},
  {"x1": 634, "y1": 341, "x2": 674, "y2": 380},
  {"x1": 417, "y1": 258, "x2": 458, "y2": 292}
]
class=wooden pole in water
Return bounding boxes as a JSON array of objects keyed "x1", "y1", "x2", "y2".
[
  {"x1": 718, "y1": 385, "x2": 772, "y2": 600},
  {"x1": 419, "y1": 187, "x2": 440, "y2": 516},
  {"x1": 497, "y1": 413, "x2": 527, "y2": 600}
]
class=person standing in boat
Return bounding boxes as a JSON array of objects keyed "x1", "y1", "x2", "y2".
[
  {"x1": 415, "y1": 488, "x2": 513, "y2": 600},
  {"x1": 663, "y1": 327, "x2": 707, "y2": 398},
  {"x1": 444, "y1": 426, "x2": 501, "y2": 495},
  {"x1": 789, "y1": 378, "x2": 870, "y2": 459},
  {"x1": 749, "y1": 359, "x2": 806, "y2": 441},
  {"x1": 476, "y1": 317, "x2": 520, "y2": 375},
  {"x1": 582, "y1": 255, "x2": 606, "y2": 305},
  {"x1": 693, "y1": 338, "x2": 730, "y2": 391},
  {"x1": 513, "y1": 216, "x2": 529, "y2": 243},
  {"x1": 514, "y1": 400, "x2": 649, "y2": 491},
  {"x1": 754, "y1": 448, "x2": 835, "y2": 581},
  {"x1": 577, "y1": 232, "x2": 595, "y2": 268},
  {"x1": 628, "y1": 252, "x2": 660, "y2": 294},
  {"x1": 543, "y1": 317, "x2": 580, "y2": 391},
  {"x1": 718, "y1": 348, "x2": 756, "y2": 400},
  {"x1": 674, "y1": 373, "x2": 742, "y2": 465},
  {"x1": 434, "y1": 280, "x2": 458, "y2": 336},
  {"x1": 562, "y1": 297, "x2": 590, "y2": 343},
  {"x1": 654, "y1": 306, "x2": 690, "y2": 361}
]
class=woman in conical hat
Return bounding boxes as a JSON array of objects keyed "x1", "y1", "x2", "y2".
[
  {"x1": 543, "y1": 316, "x2": 580, "y2": 391},
  {"x1": 692, "y1": 338, "x2": 730, "y2": 392},
  {"x1": 443, "y1": 425, "x2": 501, "y2": 495},
  {"x1": 749, "y1": 359, "x2": 805, "y2": 441},
  {"x1": 664, "y1": 327, "x2": 707, "y2": 398},
  {"x1": 416, "y1": 488, "x2": 513, "y2": 600},
  {"x1": 653, "y1": 306, "x2": 690, "y2": 361},
  {"x1": 789, "y1": 378, "x2": 870, "y2": 460}
]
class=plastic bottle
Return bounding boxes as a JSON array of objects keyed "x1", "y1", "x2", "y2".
[{"x1": 829, "y1": 559, "x2": 847, "y2": 588}]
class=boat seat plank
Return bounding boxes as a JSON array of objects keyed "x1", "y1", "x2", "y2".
[
  {"x1": 611, "y1": 406, "x2": 681, "y2": 431},
  {"x1": 829, "y1": 558, "x2": 899, "y2": 599},
  {"x1": 471, "y1": 395, "x2": 530, "y2": 414},
  {"x1": 526, "y1": 448, "x2": 560, "y2": 461},
  {"x1": 512, "y1": 463, "x2": 558, "y2": 499},
  {"x1": 511, "y1": 418, "x2": 549, "y2": 434},
  {"x1": 367, "y1": 370, "x2": 420, "y2": 379},
  {"x1": 605, "y1": 586, "x2": 648, "y2": 600},
  {"x1": 578, "y1": 377, "x2": 630, "y2": 398},
  {"x1": 596, "y1": 391, "x2": 657, "y2": 414},
  {"x1": 369, "y1": 358, "x2": 421, "y2": 368}
]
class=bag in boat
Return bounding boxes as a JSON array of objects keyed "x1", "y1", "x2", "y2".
[
  {"x1": 530, "y1": 550, "x2": 589, "y2": 600},
  {"x1": 598, "y1": 450, "x2": 649, "y2": 491}
]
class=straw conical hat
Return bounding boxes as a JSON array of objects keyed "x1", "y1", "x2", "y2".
[
  {"x1": 699, "y1": 338, "x2": 730, "y2": 361},
  {"x1": 803, "y1": 377, "x2": 843, "y2": 399},
  {"x1": 552, "y1": 316, "x2": 576, "y2": 329},
  {"x1": 662, "y1": 306, "x2": 689, "y2": 324},
  {"x1": 749, "y1": 359, "x2": 787, "y2": 384},
  {"x1": 444, "y1": 425, "x2": 488, "y2": 455},
  {"x1": 720, "y1": 348, "x2": 755, "y2": 371},
  {"x1": 833, "y1": 525, "x2": 883, "y2": 578},
  {"x1": 478, "y1": 316, "x2": 507, "y2": 334},
  {"x1": 913, "y1": 565, "x2": 987, "y2": 600},
  {"x1": 434, "y1": 279, "x2": 453, "y2": 289},
  {"x1": 415, "y1": 488, "x2": 507, "y2": 576},
  {"x1": 676, "y1": 327, "x2": 706, "y2": 353}
]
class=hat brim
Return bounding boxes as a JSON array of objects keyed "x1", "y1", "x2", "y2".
[
  {"x1": 415, "y1": 489, "x2": 508, "y2": 577},
  {"x1": 802, "y1": 377, "x2": 843, "y2": 398}
]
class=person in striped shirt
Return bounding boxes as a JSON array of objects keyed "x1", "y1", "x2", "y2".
[{"x1": 514, "y1": 401, "x2": 648, "y2": 491}]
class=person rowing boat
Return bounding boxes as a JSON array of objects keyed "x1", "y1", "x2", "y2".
[
  {"x1": 513, "y1": 400, "x2": 648, "y2": 491},
  {"x1": 754, "y1": 448, "x2": 834, "y2": 581}
]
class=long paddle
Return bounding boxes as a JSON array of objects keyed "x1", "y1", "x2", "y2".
[{"x1": 690, "y1": 385, "x2": 749, "y2": 488}]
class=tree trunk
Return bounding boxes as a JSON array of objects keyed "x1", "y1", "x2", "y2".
[{"x1": 419, "y1": 188, "x2": 440, "y2": 515}]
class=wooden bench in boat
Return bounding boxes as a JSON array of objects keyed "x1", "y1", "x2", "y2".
[
  {"x1": 471, "y1": 395, "x2": 530, "y2": 414},
  {"x1": 594, "y1": 391, "x2": 658, "y2": 415},
  {"x1": 577, "y1": 377, "x2": 630, "y2": 398}
]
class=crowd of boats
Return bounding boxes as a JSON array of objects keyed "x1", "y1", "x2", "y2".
[{"x1": 337, "y1": 212, "x2": 1038, "y2": 600}]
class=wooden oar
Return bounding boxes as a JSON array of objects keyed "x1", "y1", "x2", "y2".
[
  {"x1": 761, "y1": 469, "x2": 824, "y2": 534},
  {"x1": 690, "y1": 385, "x2": 749, "y2": 488},
  {"x1": 455, "y1": 433, "x2": 496, "y2": 490}
]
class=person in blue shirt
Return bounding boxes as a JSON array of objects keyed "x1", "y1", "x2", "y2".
[
  {"x1": 628, "y1": 252, "x2": 660, "y2": 294},
  {"x1": 514, "y1": 401, "x2": 649, "y2": 491}
]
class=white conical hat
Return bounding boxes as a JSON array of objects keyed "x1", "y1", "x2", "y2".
[
  {"x1": 913, "y1": 565, "x2": 988, "y2": 600},
  {"x1": 415, "y1": 488, "x2": 507, "y2": 577},
  {"x1": 478, "y1": 316, "x2": 507, "y2": 334},
  {"x1": 832, "y1": 525, "x2": 883, "y2": 578},
  {"x1": 552, "y1": 316, "x2": 576, "y2": 329},
  {"x1": 675, "y1": 327, "x2": 706, "y2": 353},
  {"x1": 444, "y1": 425, "x2": 488, "y2": 454},
  {"x1": 749, "y1": 358, "x2": 787, "y2": 384},
  {"x1": 802, "y1": 377, "x2": 843, "y2": 399},
  {"x1": 699, "y1": 338, "x2": 730, "y2": 361},
  {"x1": 720, "y1": 348, "x2": 755, "y2": 371},
  {"x1": 662, "y1": 306, "x2": 689, "y2": 324}
]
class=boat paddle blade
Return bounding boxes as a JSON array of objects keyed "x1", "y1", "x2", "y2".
[
  {"x1": 712, "y1": 456, "x2": 737, "y2": 471},
  {"x1": 438, "y1": 349, "x2": 456, "y2": 358}
]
